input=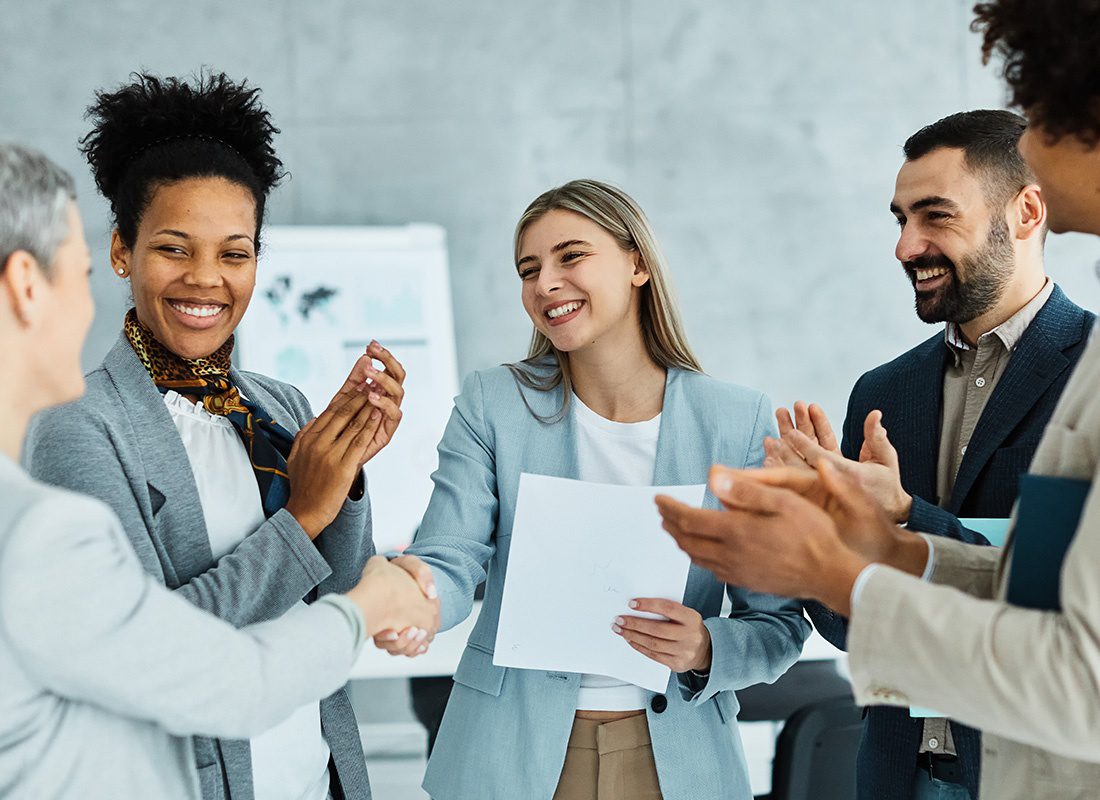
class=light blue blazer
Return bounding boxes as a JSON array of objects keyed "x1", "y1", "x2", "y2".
[{"x1": 406, "y1": 361, "x2": 811, "y2": 800}]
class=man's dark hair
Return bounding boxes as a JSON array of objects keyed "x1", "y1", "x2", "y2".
[
  {"x1": 80, "y1": 70, "x2": 285, "y2": 253},
  {"x1": 972, "y1": 0, "x2": 1100, "y2": 145},
  {"x1": 903, "y1": 109, "x2": 1034, "y2": 209}
]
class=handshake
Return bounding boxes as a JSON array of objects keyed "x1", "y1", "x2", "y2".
[{"x1": 344, "y1": 555, "x2": 443, "y2": 656}]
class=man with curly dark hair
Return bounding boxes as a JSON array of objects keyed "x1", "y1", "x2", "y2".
[{"x1": 657, "y1": 3, "x2": 1100, "y2": 799}]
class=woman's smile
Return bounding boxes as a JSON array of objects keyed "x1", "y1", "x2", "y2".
[
  {"x1": 165, "y1": 298, "x2": 229, "y2": 330},
  {"x1": 545, "y1": 299, "x2": 586, "y2": 326}
]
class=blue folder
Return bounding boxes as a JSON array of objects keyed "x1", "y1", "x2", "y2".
[{"x1": 1004, "y1": 473, "x2": 1090, "y2": 611}]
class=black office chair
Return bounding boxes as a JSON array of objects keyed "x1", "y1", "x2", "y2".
[
  {"x1": 756, "y1": 695, "x2": 862, "y2": 800},
  {"x1": 737, "y1": 660, "x2": 854, "y2": 722}
]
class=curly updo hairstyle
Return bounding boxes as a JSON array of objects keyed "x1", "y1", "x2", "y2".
[
  {"x1": 972, "y1": 0, "x2": 1100, "y2": 145},
  {"x1": 80, "y1": 70, "x2": 286, "y2": 252}
]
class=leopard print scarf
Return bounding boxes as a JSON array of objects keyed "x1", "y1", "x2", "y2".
[{"x1": 123, "y1": 309, "x2": 248, "y2": 415}]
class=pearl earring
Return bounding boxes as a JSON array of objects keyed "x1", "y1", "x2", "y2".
[{"x1": 117, "y1": 268, "x2": 125, "y2": 275}]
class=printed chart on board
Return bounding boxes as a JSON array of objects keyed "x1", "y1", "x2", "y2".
[{"x1": 237, "y1": 225, "x2": 459, "y2": 552}]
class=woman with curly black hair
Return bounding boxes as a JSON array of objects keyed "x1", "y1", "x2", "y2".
[{"x1": 26, "y1": 71, "x2": 424, "y2": 800}]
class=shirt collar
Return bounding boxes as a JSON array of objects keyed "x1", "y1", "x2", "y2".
[{"x1": 943, "y1": 278, "x2": 1053, "y2": 364}]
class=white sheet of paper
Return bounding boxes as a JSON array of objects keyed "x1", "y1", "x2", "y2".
[{"x1": 492, "y1": 473, "x2": 706, "y2": 692}]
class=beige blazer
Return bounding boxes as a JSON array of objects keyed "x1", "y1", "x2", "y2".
[{"x1": 848, "y1": 330, "x2": 1100, "y2": 798}]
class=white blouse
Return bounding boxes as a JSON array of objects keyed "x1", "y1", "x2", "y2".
[
  {"x1": 164, "y1": 391, "x2": 331, "y2": 800},
  {"x1": 571, "y1": 393, "x2": 662, "y2": 712}
]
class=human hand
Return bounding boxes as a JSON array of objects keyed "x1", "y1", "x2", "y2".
[
  {"x1": 372, "y1": 555, "x2": 441, "y2": 657},
  {"x1": 776, "y1": 401, "x2": 840, "y2": 453},
  {"x1": 764, "y1": 400, "x2": 841, "y2": 470},
  {"x1": 712, "y1": 461, "x2": 904, "y2": 566},
  {"x1": 763, "y1": 435, "x2": 816, "y2": 471},
  {"x1": 352, "y1": 341, "x2": 406, "y2": 468},
  {"x1": 657, "y1": 461, "x2": 873, "y2": 615},
  {"x1": 613, "y1": 598, "x2": 712, "y2": 673},
  {"x1": 285, "y1": 390, "x2": 383, "y2": 539},
  {"x1": 347, "y1": 556, "x2": 440, "y2": 639},
  {"x1": 781, "y1": 409, "x2": 912, "y2": 524}
]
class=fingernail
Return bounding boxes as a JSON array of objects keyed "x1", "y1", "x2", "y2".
[
  {"x1": 611, "y1": 623, "x2": 622, "y2": 634},
  {"x1": 369, "y1": 391, "x2": 380, "y2": 400},
  {"x1": 383, "y1": 632, "x2": 399, "y2": 642},
  {"x1": 427, "y1": 584, "x2": 438, "y2": 600},
  {"x1": 712, "y1": 474, "x2": 733, "y2": 494},
  {"x1": 417, "y1": 644, "x2": 427, "y2": 654},
  {"x1": 371, "y1": 409, "x2": 381, "y2": 419},
  {"x1": 614, "y1": 616, "x2": 625, "y2": 626},
  {"x1": 628, "y1": 600, "x2": 639, "y2": 609},
  {"x1": 416, "y1": 629, "x2": 428, "y2": 641},
  {"x1": 405, "y1": 628, "x2": 419, "y2": 640}
]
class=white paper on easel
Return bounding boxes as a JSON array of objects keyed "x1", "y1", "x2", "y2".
[{"x1": 492, "y1": 473, "x2": 705, "y2": 692}]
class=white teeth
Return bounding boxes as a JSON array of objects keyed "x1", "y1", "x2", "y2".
[
  {"x1": 169, "y1": 301, "x2": 224, "y2": 319},
  {"x1": 915, "y1": 268, "x2": 949, "y2": 281},
  {"x1": 547, "y1": 301, "x2": 581, "y2": 319}
]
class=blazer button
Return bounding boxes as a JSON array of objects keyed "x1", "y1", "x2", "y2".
[{"x1": 651, "y1": 694, "x2": 667, "y2": 713}]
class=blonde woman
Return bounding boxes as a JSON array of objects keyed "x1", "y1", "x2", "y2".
[{"x1": 379, "y1": 180, "x2": 809, "y2": 800}]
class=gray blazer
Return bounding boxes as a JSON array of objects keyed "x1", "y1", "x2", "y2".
[
  {"x1": 25, "y1": 334, "x2": 375, "y2": 800},
  {"x1": 0, "y1": 454, "x2": 362, "y2": 800},
  {"x1": 406, "y1": 363, "x2": 811, "y2": 800}
]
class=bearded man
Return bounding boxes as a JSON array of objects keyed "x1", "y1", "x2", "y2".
[{"x1": 796, "y1": 109, "x2": 1094, "y2": 800}]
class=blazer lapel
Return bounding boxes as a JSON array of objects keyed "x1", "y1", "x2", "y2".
[
  {"x1": 513, "y1": 374, "x2": 581, "y2": 482},
  {"x1": 653, "y1": 370, "x2": 726, "y2": 605},
  {"x1": 102, "y1": 333, "x2": 215, "y2": 587},
  {"x1": 652, "y1": 370, "x2": 706, "y2": 488},
  {"x1": 949, "y1": 294, "x2": 1078, "y2": 511}
]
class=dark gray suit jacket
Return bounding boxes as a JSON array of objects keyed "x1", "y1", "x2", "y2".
[{"x1": 25, "y1": 333, "x2": 375, "y2": 800}]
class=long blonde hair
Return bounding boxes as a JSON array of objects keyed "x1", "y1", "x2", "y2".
[{"x1": 507, "y1": 179, "x2": 702, "y2": 422}]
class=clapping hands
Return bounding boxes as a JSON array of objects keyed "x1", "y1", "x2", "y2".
[{"x1": 767, "y1": 402, "x2": 913, "y2": 524}]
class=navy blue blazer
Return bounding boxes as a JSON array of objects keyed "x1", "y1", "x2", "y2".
[{"x1": 806, "y1": 284, "x2": 1094, "y2": 800}]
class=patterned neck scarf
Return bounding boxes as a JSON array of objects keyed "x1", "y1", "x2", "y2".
[{"x1": 123, "y1": 309, "x2": 294, "y2": 517}]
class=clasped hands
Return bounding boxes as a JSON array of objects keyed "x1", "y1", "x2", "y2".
[{"x1": 657, "y1": 403, "x2": 930, "y2": 617}]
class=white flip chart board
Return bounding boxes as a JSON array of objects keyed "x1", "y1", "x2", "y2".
[{"x1": 237, "y1": 224, "x2": 459, "y2": 552}]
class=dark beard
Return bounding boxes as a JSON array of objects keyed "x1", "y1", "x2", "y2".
[{"x1": 906, "y1": 217, "x2": 1015, "y2": 324}]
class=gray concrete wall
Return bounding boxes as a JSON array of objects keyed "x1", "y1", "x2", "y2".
[{"x1": 4, "y1": 0, "x2": 1099, "y2": 425}]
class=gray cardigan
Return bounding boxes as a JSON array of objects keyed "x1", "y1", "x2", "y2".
[
  {"x1": 0, "y1": 454, "x2": 363, "y2": 800},
  {"x1": 25, "y1": 334, "x2": 375, "y2": 800}
]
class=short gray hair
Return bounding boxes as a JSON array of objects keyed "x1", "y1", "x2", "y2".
[{"x1": 0, "y1": 143, "x2": 77, "y2": 276}]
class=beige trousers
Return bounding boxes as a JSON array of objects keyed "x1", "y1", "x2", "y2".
[{"x1": 552, "y1": 714, "x2": 664, "y2": 800}]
